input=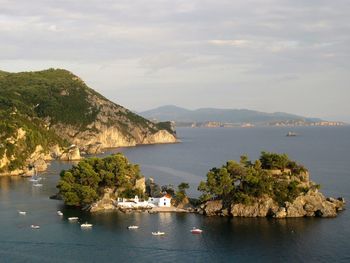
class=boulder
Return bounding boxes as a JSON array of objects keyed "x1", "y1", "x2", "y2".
[
  {"x1": 90, "y1": 188, "x2": 116, "y2": 212},
  {"x1": 84, "y1": 142, "x2": 103, "y2": 155},
  {"x1": 33, "y1": 158, "x2": 48, "y2": 172},
  {"x1": 60, "y1": 146, "x2": 81, "y2": 161},
  {"x1": 274, "y1": 207, "x2": 287, "y2": 218},
  {"x1": 202, "y1": 200, "x2": 223, "y2": 216}
]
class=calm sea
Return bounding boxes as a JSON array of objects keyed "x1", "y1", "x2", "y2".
[{"x1": 0, "y1": 127, "x2": 349, "y2": 262}]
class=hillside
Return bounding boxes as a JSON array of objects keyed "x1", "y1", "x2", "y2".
[
  {"x1": 140, "y1": 105, "x2": 323, "y2": 125},
  {"x1": 0, "y1": 69, "x2": 176, "y2": 175}
]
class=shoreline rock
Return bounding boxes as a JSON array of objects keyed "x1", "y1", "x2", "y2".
[{"x1": 199, "y1": 189, "x2": 345, "y2": 218}]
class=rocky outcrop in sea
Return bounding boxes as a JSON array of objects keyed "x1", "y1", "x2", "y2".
[{"x1": 199, "y1": 189, "x2": 345, "y2": 218}]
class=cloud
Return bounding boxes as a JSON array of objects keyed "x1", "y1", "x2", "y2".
[
  {"x1": 208, "y1": 39, "x2": 251, "y2": 47},
  {"x1": 0, "y1": 0, "x2": 349, "y2": 119}
]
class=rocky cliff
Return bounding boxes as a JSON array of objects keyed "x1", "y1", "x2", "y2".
[{"x1": 0, "y1": 68, "x2": 176, "y2": 175}]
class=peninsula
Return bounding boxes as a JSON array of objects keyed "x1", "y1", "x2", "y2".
[{"x1": 0, "y1": 69, "x2": 176, "y2": 176}]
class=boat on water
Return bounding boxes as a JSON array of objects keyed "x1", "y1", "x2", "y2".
[
  {"x1": 190, "y1": 227, "x2": 203, "y2": 234},
  {"x1": 127, "y1": 225, "x2": 139, "y2": 229},
  {"x1": 81, "y1": 223, "x2": 93, "y2": 228},
  {"x1": 18, "y1": 211, "x2": 27, "y2": 215},
  {"x1": 152, "y1": 231, "x2": 165, "y2": 236},
  {"x1": 286, "y1": 131, "x2": 297, "y2": 137},
  {"x1": 68, "y1": 217, "x2": 79, "y2": 221},
  {"x1": 29, "y1": 176, "x2": 42, "y2": 182},
  {"x1": 57, "y1": 211, "x2": 63, "y2": 216},
  {"x1": 33, "y1": 182, "x2": 43, "y2": 187},
  {"x1": 31, "y1": 225, "x2": 40, "y2": 229}
]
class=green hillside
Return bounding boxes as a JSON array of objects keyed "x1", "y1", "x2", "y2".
[{"x1": 0, "y1": 68, "x2": 175, "y2": 173}]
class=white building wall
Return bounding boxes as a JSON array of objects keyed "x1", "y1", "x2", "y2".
[{"x1": 158, "y1": 197, "x2": 171, "y2": 207}]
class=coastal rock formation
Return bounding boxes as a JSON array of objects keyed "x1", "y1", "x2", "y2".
[
  {"x1": 199, "y1": 189, "x2": 345, "y2": 218},
  {"x1": 201, "y1": 200, "x2": 223, "y2": 216},
  {"x1": 90, "y1": 188, "x2": 117, "y2": 212},
  {"x1": 59, "y1": 145, "x2": 81, "y2": 161},
  {"x1": 230, "y1": 196, "x2": 278, "y2": 217},
  {"x1": 284, "y1": 190, "x2": 344, "y2": 218},
  {"x1": 0, "y1": 68, "x2": 177, "y2": 176},
  {"x1": 197, "y1": 153, "x2": 345, "y2": 218}
]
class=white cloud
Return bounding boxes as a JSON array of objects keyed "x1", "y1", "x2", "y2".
[
  {"x1": 208, "y1": 39, "x2": 251, "y2": 47},
  {"x1": 0, "y1": 0, "x2": 349, "y2": 120}
]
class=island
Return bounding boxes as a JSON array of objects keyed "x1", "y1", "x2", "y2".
[
  {"x1": 0, "y1": 69, "x2": 176, "y2": 177},
  {"x1": 55, "y1": 152, "x2": 345, "y2": 218}
]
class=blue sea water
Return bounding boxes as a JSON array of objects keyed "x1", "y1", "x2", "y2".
[{"x1": 0, "y1": 127, "x2": 350, "y2": 262}]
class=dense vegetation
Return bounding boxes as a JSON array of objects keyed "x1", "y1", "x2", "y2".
[
  {"x1": 57, "y1": 153, "x2": 143, "y2": 207},
  {"x1": 198, "y1": 152, "x2": 310, "y2": 206},
  {"x1": 0, "y1": 68, "x2": 174, "y2": 172},
  {"x1": 0, "y1": 111, "x2": 68, "y2": 172}
]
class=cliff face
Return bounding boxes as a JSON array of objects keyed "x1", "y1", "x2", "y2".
[
  {"x1": 0, "y1": 68, "x2": 176, "y2": 175},
  {"x1": 51, "y1": 88, "x2": 176, "y2": 149}
]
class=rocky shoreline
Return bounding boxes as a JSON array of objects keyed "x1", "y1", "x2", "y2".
[
  {"x1": 198, "y1": 189, "x2": 345, "y2": 218},
  {"x1": 0, "y1": 137, "x2": 177, "y2": 177}
]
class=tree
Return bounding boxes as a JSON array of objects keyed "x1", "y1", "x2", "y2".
[
  {"x1": 175, "y1": 182, "x2": 190, "y2": 203},
  {"x1": 198, "y1": 152, "x2": 310, "y2": 206},
  {"x1": 57, "y1": 153, "x2": 144, "y2": 207}
]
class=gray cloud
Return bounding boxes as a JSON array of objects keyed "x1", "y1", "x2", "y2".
[{"x1": 0, "y1": 0, "x2": 349, "y2": 121}]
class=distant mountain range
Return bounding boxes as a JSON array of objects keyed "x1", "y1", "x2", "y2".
[{"x1": 140, "y1": 105, "x2": 324, "y2": 125}]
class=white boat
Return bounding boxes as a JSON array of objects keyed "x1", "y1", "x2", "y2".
[
  {"x1": 127, "y1": 225, "x2": 139, "y2": 229},
  {"x1": 68, "y1": 217, "x2": 79, "y2": 221},
  {"x1": 152, "y1": 231, "x2": 165, "y2": 236},
  {"x1": 33, "y1": 182, "x2": 43, "y2": 187},
  {"x1": 18, "y1": 211, "x2": 27, "y2": 215},
  {"x1": 57, "y1": 211, "x2": 63, "y2": 216},
  {"x1": 190, "y1": 227, "x2": 203, "y2": 234},
  {"x1": 81, "y1": 223, "x2": 93, "y2": 228},
  {"x1": 31, "y1": 224, "x2": 40, "y2": 229},
  {"x1": 29, "y1": 176, "x2": 42, "y2": 182}
]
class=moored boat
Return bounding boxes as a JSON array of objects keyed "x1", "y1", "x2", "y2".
[
  {"x1": 57, "y1": 211, "x2": 63, "y2": 216},
  {"x1": 127, "y1": 225, "x2": 139, "y2": 229},
  {"x1": 18, "y1": 211, "x2": 27, "y2": 215},
  {"x1": 152, "y1": 231, "x2": 165, "y2": 236},
  {"x1": 286, "y1": 131, "x2": 297, "y2": 137},
  {"x1": 190, "y1": 227, "x2": 203, "y2": 234},
  {"x1": 68, "y1": 217, "x2": 79, "y2": 221},
  {"x1": 81, "y1": 223, "x2": 93, "y2": 228},
  {"x1": 31, "y1": 224, "x2": 40, "y2": 229}
]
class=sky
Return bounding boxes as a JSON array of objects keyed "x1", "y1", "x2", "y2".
[{"x1": 0, "y1": 0, "x2": 349, "y2": 121}]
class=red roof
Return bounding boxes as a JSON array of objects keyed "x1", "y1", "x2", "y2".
[{"x1": 163, "y1": 194, "x2": 172, "y2": 199}]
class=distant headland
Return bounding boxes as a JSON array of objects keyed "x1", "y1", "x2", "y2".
[
  {"x1": 0, "y1": 69, "x2": 176, "y2": 176},
  {"x1": 140, "y1": 105, "x2": 346, "y2": 128}
]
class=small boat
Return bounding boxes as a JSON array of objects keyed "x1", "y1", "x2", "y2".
[
  {"x1": 18, "y1": 211, "x2": 27, "y2": 215},
  {"x1": 29, "y1": 176, "x2": 42, "y2": 182},
  {"x1": 152, "y1": 231, "x2": 165, "y2": 236},
  {"x1": 57, "y1": 211, "x2": 63, "y2": 216},
  {"x1": 81, "y1": 223, "x2": 93, "y2": 228},
  {"x1": 33, "y1": 182, "x2": 43, "y2": 187},
  {"x1": 127, "y1": 225, "x2": 139, "y2": 229},
  {"x1": 31, "y1": 225, "x2": 40, "y2": 229},
  {"x1": 68, "y1": 217, "x2": 79, "y2": 221},
  {"x1": 286, "y1": 131, "x2": 297, "y2": 137},
  {"x1": 190, "y1": 227, "x2": 203, "y2": 234}
]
